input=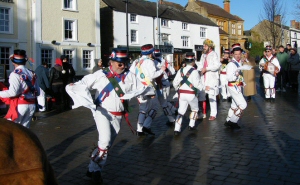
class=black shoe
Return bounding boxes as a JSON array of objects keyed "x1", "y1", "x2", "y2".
[
  {"x1": 142, "y1": 127, "x2": 155, "y2": 135},
  {"x1": 92, "y1": 171, "x2": 103, "y2": 184},
  {"x1": 188, "y1": 126, "x2": 196, "y2": 130},
  {"x1": 230, "y1": 123, "x2": 241, "y2": 129},
  {"x1": 136, "y1": 131, "x2": 145, "y2": 136},
  {"x1": 174, "y1": 131, "x2": 180, "y2": 136},
  {"x1": 166, "y1": 121, "x2": 175, "y2": 126},
  {"x1": 86, "y1": 170, "x2": 92, "y2": 178},
  {"x1": 265, "y1": 98, "x2": 270, "y2": 102},
  {"x1": 247, "y1": 96, "x2": 251, "y2": 102},
  {"x1": 224, "y1": 121, "x2": 233, "y2": 127}
]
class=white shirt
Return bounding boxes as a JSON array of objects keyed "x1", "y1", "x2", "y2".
[
  {"x1": 173, "y1": 65, "x2": 204, "y2": 92},
  {"x1": 196, "y1": 50, "x2": 221, "y2": 87},
  {"x1": 0, "y1": 65, "x2": 39, "y2": 99},
  {"x1": 259, "y1": 55, "x2": 281, "y2": 72}
]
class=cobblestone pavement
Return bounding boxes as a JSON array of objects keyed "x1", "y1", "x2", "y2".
[{"x1": 30, "y1": 69, "x2": 300, "y2": 185}]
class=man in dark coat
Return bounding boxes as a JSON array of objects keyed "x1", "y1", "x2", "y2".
[{"x1": 35, "y1": 61, "x2": 51, "y2": 112}]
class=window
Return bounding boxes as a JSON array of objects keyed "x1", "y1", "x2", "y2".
[
  {"x1": 83, "y1": 50, "x2": 92, "y2": 69},
  {"x1": 0, "y1": 7, "x2": 12, "y2": 33},
  {"x1": 63, "y1": 49, "x2": 74, "y2": 65},
  {"x1": 41, "y1": 49, "x2": 53, "y2": 68},
  {"x1": 130, "y1": 14, "x2": 137, "y2": 22},
  {"x1": 0, "y1": 47, "x2": 10, "y2": 70},
  {"x1": 63, "y1": 0, "x2": 77, "y2": 10},
  {"x1": 64, "y1": 19, "x2": 77, "y2": 41},
  {"x1": 231, "y1": 24, "x2": 236, "y2": 35},
  {"x1": 218, "y1": 20, "x2": 224, "y2": 30},
  {"x1": 181, "y1": 36, "x2": 189, "y2": 47},
  {"x1": 237, "y1": 25, "x2": 242, "y2": 35},
  {"x1": 131, "y1": 30, "x2": 137, "y2": 43},
  {"x1": 200, "y1": 27, "x2": 206, "y2": 38},
  {"x1": 294, "y1": 32, "x2": 297, "y2": 39},
  {"x1": 182, "y1": 23, "x2": 188, "y2": 30},
  {"x1": 161, "y1": 19, "x2": 169, "y2": 27}
]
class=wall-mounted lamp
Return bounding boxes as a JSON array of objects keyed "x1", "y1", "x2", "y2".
[
  {"x1": 87, "y1": 43, "x2": 92, "y2": 47},
  {"x1": 51, "y1": 40, "x2": 56, "y2": 44}
]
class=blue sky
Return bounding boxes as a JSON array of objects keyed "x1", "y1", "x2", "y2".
[{"x1": 149, "y1": 0, "x2": 299, "y2": 30}]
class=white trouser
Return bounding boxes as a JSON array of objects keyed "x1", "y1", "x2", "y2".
[
  {"x1": 13, "y1": 104, "x2": 36, "y2": 128},
  {"x1": 157, "y1": 86, "x2": 175, "y2": 122},
  {"x1": 226, "y1": 86, "x2": 247, "y2": 123},
  {"x1": 136, "y1": 95, "x2": 160, "y2": 132},
  {"x1": 220, "y1": 74, "x2": 230, "y2": 99},
  {"x1": 208, "y1": 93, "x2": 217, "y2": 117},
  {"x1": 175, "y1": 92, "x2": 198, "y2": 132},
  {"x1": 88, "y1": 107, "x2": 122, "y2": 172},
  {"x1": 263, "y1": 73, "x2": 276, "y2": 98},
  {"x1": 37, "y1": 88, "x2": 46, "y2": 111}
]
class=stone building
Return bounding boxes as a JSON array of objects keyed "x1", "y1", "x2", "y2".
[
  {"x1": 185, "y1": 0, "x2": 246, "y2": 52},
  {"x1": 0, "y1": 0, "x2": 101, "y2": 78}
]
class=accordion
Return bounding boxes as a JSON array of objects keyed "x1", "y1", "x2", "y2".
[{"x1": 264, "y1": 62, "x2": 279, "y2": 76}]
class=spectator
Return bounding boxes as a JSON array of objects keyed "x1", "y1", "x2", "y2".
[
  {"x1": 35, "y1": 61, "x2": 52, "y2": 112},
  {"x1": 49, "y1": 58, "x2": 64, "y2": 106},
  {"x1": 93, "y1": 59, "x2": 104, "y2": 73},
  {"x1": 242, "y1": 51, "x2": 257, "y2": 102},
  {"x1": 276, "y1": 45, "x2": 289, "y2": 92},
  {"x1": 287, "y1": 48, "x2": 300, "y2": 93},
  {"x1": 61, "y1": 55, "x2": 75, "y2": 109}
]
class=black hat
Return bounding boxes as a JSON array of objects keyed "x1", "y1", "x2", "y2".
[
  {"x1": 231, "y1": 43, "x2": 243, "y2": 53},
  {"x1": 110, "y1": 48, "x2": 129, "y2": 63},
  {"x1": 265, "y1": 45, "x2": 272, "y2": 51},
  {"x1": 60, "y1": 55, "x2": 68, "y2": 60},
  {"x1": 10, "y1": 49, "x2": 28, "y2": 64},
  {"x1": 185, "y1": 52, "x2": 195, "y2": 62}
]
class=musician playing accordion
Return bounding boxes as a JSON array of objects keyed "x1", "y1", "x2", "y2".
[{"x1": 259, "y1": 45, "x2": 281, "y2": 102}]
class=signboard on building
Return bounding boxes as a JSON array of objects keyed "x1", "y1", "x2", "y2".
[
  {"x1": 0, "y1": 0, "x2": 14, "y2": 3},
  {"x1": 174, "y1": 48, "x2": 193, "y2": 53},
  {"x1": 194, "y1": 45, "x2": 203, "y2": 51},
  {"x1": 155, "y1": 45, "x2": 173, "y2": 54}
]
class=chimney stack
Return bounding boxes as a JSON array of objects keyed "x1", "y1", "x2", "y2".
[
  {"x1": 223, "y1": 0, "x2": 230, "y2": 13},
  {"x1": 291, "y1": 20, "x2": 296, "y2": 28},
  {"x1": 274, "y1": 15, "x2": 281, "y2": 24}
]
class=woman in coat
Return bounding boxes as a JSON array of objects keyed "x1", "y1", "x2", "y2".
[{"x1": 242, "y1": 51, "x2": 257, "y2": 102}]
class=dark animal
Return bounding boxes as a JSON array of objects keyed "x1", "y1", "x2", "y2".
[{"x1": 0, "y1": 119, "x2": 58, "y2": 185}]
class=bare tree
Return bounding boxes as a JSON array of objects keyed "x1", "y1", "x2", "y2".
[{"x1": 259, "y1": 0, "x2": 287, "y2": 48}]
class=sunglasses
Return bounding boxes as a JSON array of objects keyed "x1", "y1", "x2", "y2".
[
  {"x1": 117, "y1": 63, "x2": 125, "y2": 67},
  {"x1": 266, "y1": 50, "x2": 271, "y2": 52}
]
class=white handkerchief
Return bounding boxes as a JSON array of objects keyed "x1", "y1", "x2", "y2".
[{"x1": 238, "y1": 65, "x2": 253, "y2": 71}]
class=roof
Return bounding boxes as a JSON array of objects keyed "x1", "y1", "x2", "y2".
[
  {"x1": 102, "y1": 0, "x2": 218, "y2": 27},
  {"x1": 194, "y1": 1, "x2": 243, "y2": 21},
  {"x1": 250, "y1": 20, "x2": 289, "y2": 30},
  {"x1": 160, "y1": 1, "x2": 184, "y2": 11}
]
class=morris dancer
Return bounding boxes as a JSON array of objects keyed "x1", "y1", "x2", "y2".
[
  {"x1": 224, "y1": 43, "x2": 247, "y2": 129},
  {"x1": 153, "y1": 49, "x2": 176, "y2": 126},
  {"x1": 172, "y1": 52, "x2": 204, "y2": 135},
  {"x1": 0, "y1": 49, "x2": 39, "y2": 128},
  {"x1": 220, "y1": 49, "x2": 231, "y2": 102},
  {"x1": 259, "y1": 45, "x2": 280, "y2": 102},
  {"x1": 131, "y1": 44, "x2": 166, "y2": 136},
  {"x1": 196, "y1": 39, "x2": 221, "y2": 121},
  {"x1": 66, "y1": 49, "x2": 148, "y2": 183}
]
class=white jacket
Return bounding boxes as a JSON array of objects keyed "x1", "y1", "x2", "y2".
[{"x1": 196, "y1": 50, "x2": 221, "y2": 88}]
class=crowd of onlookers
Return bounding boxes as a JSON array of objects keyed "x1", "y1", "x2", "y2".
[
  {"x1": 256, "y1": 44, "x2": 300, "y2": 95},
  {"x1": 34, "y1": 55, "x2": 79, "y2": 112}
]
